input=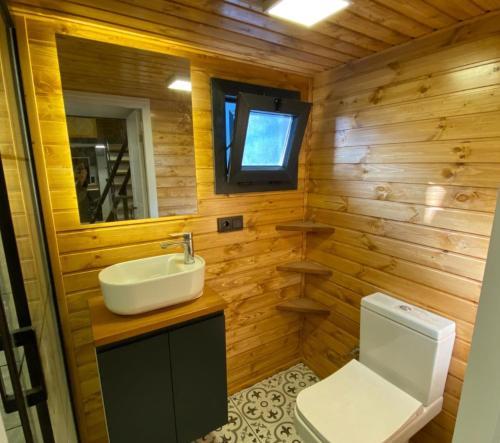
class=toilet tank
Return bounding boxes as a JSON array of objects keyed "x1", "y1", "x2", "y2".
[{"x1": 360, "y1": 293, "x2": 455, "y2": 406}]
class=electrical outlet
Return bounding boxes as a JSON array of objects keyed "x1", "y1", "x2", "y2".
[
  {"x1": 232, "y1": 216, "x2": 243, "y2": 230},
  {"x1": 217, "y1": 216, "x2": 243, "y2": 233},
  {"x1": 217, "y1": 217, "x2": 232, "y2": 232}
]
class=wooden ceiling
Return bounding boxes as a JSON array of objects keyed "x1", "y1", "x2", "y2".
[{"x1": 9, "y1": 0, "x2": 500, "y2": 75}]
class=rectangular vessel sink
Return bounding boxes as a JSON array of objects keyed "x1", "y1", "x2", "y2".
[{"x1": 99, "y1": 253, "x2": 205, "y2": 315}]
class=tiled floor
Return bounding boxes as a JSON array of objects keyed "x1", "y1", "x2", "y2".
[
  {"x1": 197, "y1": 363, "x2": 320, "y2": 443},
  {"x1": 1, "y1": 362, "x2": 23, "y2": 441}
]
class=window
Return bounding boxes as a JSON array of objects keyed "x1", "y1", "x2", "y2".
[
  {"x1": 242, "y1": 111, "x2": 292, "y2": 167},
  {"x1": 212, "y1": 79, "x2": 311, "y2": 194}
]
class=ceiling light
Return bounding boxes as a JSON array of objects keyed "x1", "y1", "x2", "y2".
[
  {"x1": 95, "y1": 144, "x2": 106, "y2": 149},
  {"x1": 266, "y1": 0, "x2": 349, "y2": 27},
  {"x1": 167, "y1": 78, "x2": 192, "y2": 92}
]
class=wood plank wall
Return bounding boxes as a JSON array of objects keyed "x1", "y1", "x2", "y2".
[
  {"x1": 56, "y1": 36, "x2": 198, "y2": 217},
  {"x1": 304, "y1": 11, "x2": 500, "y2": 443},
  {"x1": 14, "y1": 14, "x2": 310, "y2": 443}
]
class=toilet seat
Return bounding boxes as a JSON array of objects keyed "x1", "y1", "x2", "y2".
[{"x1": 295, "y1": 360, "x2": 424, "y2": 443}]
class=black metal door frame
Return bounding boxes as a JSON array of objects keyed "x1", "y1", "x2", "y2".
[
  {"x1": 0, "y1": 1, "x2": 63, "y2": 441},
  {"x1": 0, "y1": 153, "x2": 55, "y2": 442}
]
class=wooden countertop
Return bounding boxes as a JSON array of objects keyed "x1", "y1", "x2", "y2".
[{"x1": 88, "y1": 286, "x2": 227, "y2": 347}]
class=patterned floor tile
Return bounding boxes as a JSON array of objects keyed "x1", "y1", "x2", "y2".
[
  {"x1": 196, "y1": 363, "x2": 319, "y2": 443},
  {"x1": 196, "y1": 399, "x2": 259, "y2": 443}
]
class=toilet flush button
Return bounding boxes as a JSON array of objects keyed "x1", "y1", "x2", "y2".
[{"x1": 399, "y1": 305, "x2": 412, "y2": 312}]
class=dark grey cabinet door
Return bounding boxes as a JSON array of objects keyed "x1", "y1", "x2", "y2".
[
  {"x1": 169, "y1": 314, "x2": 228, "y2": 442},
  {"x1": 97, "y1": 332, "x2": 177, "y2": 443}
]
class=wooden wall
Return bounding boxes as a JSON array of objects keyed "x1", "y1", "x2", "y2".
[
  {"x1": 13, "y1": 4, "x2": 500, "y2": 443},
  {"x1": 15, "y1": 14, "x2": 310, "y2": 443},
  {"x1": 56, "y1": 36, "x2": 198, "y2": 217},
  {"x1": 0, "y1": 19, "x2": 76, "y2": 442},
  {"x1": 304, "y1": 11, "x2": 500, "y2": 443}
]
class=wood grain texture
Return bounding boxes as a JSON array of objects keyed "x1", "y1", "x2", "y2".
[
  {"x1": 15, "y1": 14, "x2": 309, "y2": 443},
  {"x1": 10, "y1": 4, "x2": 500, "y2": 443},
  {"x1": 89, "y1": 286, "x2": 227, "y2": 347},
  {"x1": 275, "y1": 220, "x2": 335, "y2": 233},
  {"x1": 7, "y1": 0, "x2": 500, "y2": 75},
  {"x1": 305, "y1": 13, "x2": 500, "y2": 443},
  {"x1": 277, "y1": 260, "x2": 333, "y2": 276},
  {"x1": 276, "y1": 298, "x2": 330, "y2": 315}
]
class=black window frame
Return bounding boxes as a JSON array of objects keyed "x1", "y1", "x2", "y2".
[{"x1": 211, "y1": 78, "x2": 310, "y2": 194}]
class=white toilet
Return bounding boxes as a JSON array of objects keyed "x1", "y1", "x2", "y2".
[{"x1": 295, "y1": 292, "x2": 456, "y2": 443}]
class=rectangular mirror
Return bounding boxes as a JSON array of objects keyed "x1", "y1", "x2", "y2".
[{"x1": 55, "y1": 35, "x2": 197, "y2": 224}]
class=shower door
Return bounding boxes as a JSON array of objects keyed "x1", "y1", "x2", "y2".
[
  {"x1": 0, "y1": 156, "x2": 55, "y2": 442},
  {"x1": 0, "y1": 1, "x2": 76, "y2": 441},
  {"x1": 0, "y1": 2, "x2": 55, "y2": 441}
]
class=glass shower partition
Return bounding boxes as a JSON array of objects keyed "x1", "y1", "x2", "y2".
[
  {"x1": 0, "y1": 1, "x2": 76, "y2": 441},
  {"x1": 0, "y1": 157, "x2": 53, "y2": 442}
]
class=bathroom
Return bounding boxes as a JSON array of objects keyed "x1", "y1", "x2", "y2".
[{"x1": 0, "y1": 0, "x2": 499, "y2": 442}]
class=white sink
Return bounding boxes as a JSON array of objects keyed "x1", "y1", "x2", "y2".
[{"x1": 98, "y1": 253, "x2": 205, "y2": 315}]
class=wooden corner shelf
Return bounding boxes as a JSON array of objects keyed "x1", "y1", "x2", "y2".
[
  {"x1": 276, "y1": 221, "x2": 335, "y2": 233},
  {"x1": 277, "y1": 298, "x2": 330, "y2": 315},
  {"x1": 277, "y1": 260, "x2": 332, "y2": 276}
]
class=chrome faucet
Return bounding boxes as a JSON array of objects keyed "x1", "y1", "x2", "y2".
[{"x1": 160, "y1": 232, "x2": 195, "y2": 264}]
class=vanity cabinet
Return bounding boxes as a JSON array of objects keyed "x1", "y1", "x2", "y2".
[{"x1": 97, "y1": 312, "x2": 227, "y2": 443}]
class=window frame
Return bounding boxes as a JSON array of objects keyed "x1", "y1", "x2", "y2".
[{"x1": 211, "y1": 78, "x2": 309, "y2": 194}]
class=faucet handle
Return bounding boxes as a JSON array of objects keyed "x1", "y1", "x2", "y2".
[{"x1": 168, "y1": 232, "x2": 192, "y2": 240}]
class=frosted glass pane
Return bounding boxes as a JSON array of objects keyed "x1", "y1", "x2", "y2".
[{"x1": 242, "y1": 111, "x2": 293, "y2": 167}]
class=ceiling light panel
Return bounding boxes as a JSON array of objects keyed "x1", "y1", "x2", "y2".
[{"x1": 267, "y1": 0, "x2": 349, "y2": 27}]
